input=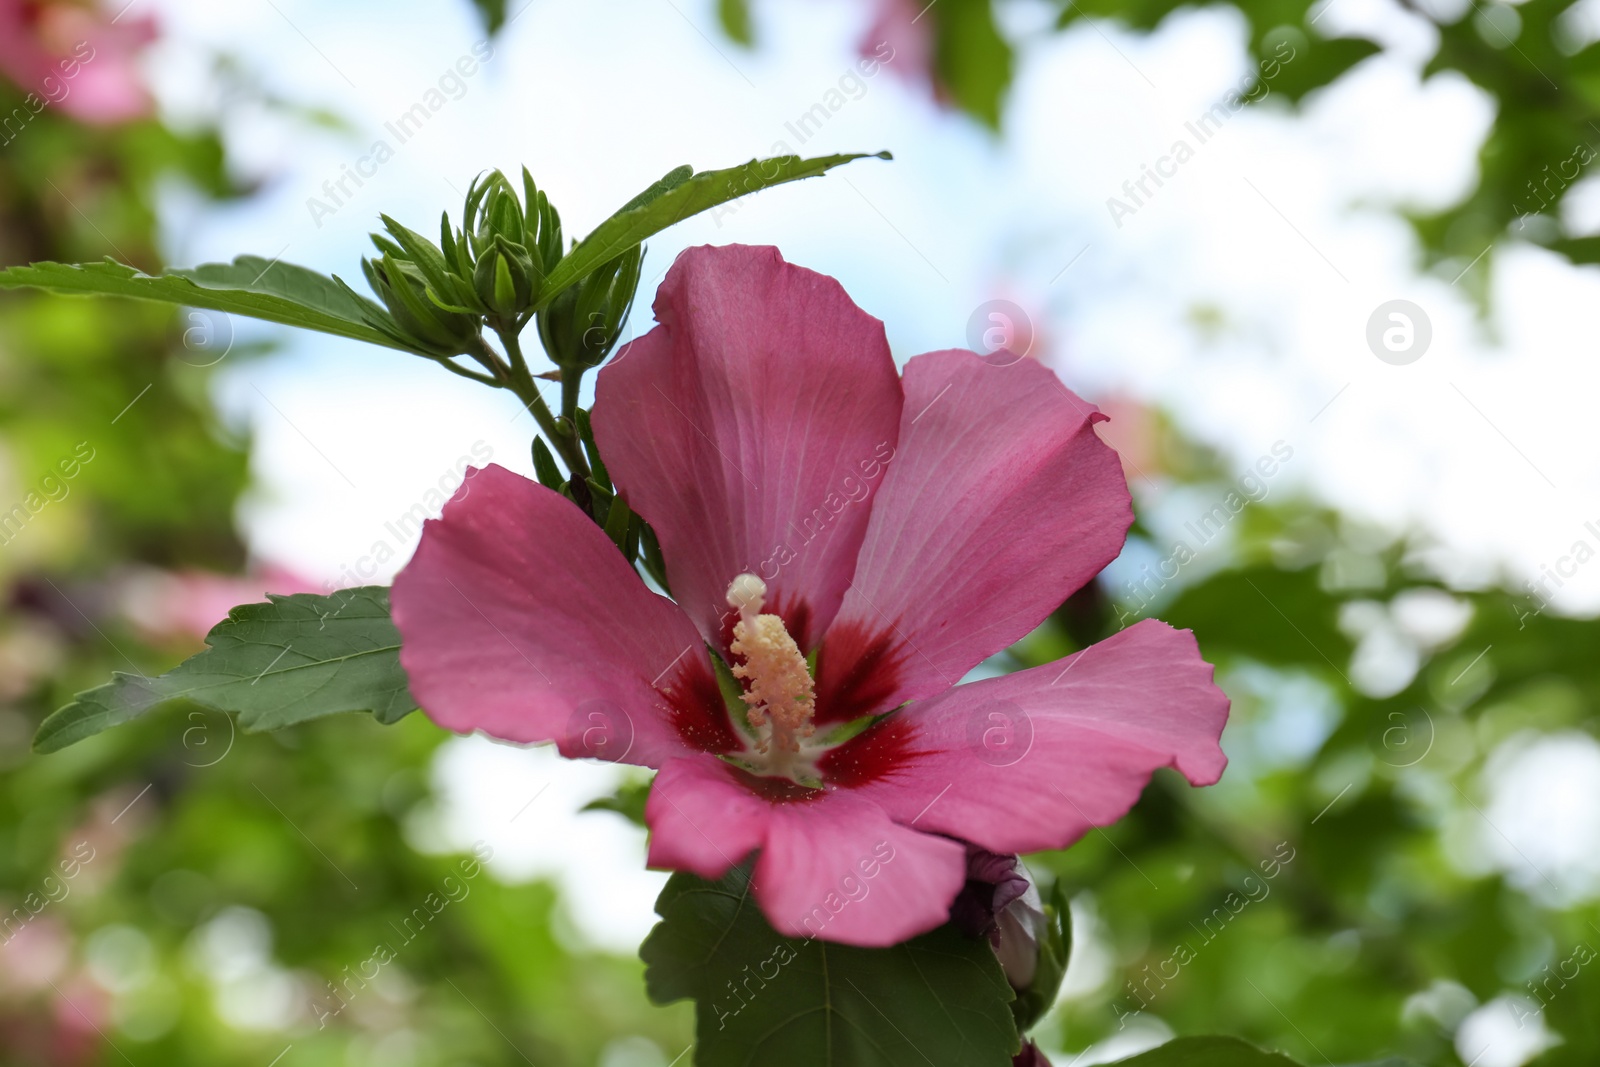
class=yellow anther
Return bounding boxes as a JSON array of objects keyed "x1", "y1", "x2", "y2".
[{"x1": 725, "y1": 574, "x2": 816, "y2": 763}]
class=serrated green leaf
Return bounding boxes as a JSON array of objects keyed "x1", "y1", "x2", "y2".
[
  {"x1": 640, "y1": 863, "x2": 1018, "y2": 1067},
  {"x1": 537, "y1": 153, "x2": 890, "y2": 310},
  {"x1": 0, "y1": 256, "x2": 409, "y2": 351},
  {"x1": 34, "y1": 587, "x2": 416, "y2": 753},
  {"x1": 617, "y1": 164, "x2": 695, "y2": 215}
]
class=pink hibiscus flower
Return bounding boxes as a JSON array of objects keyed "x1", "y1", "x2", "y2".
[
  {"x1": 391, "y1": 244, "x2": 1229, "y2": 947},
  {"x1": 0, "y1": 0, "x2": 156, "y2": 125},
  {"x1": 861, "y1": 0, "x2": 935, "y2": 98}
]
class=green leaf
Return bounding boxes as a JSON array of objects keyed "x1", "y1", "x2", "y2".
[
  {"x1": 717, "y1": 0, "x2": 754, "y2": 45},
  {"x1": 34, "y1": 587, "x2": 416, "y2": 753},
  {"x1": 617, "y1": 164, "x2": 695, "y2": 214},
  {"x1": 933, "y1": 0, "x2": 1013, "y2": 128},
  {"x1": 1542, "y1": 235, "x2": 1600, "y2": 264},
  {"x1": 580, "y1": 778, "x2": 652, "y2": 827},
  {"x1": 0, "y1": 256, "x2": 409, "y2": 351},
  {"x1": 537, "y1": 152, "x2": 891, "y2": 310},
  {"x1": 1262, "y1": 36, "x2": 1382, "y2": 102},
  {"x1": 640, "y1": 863, "x2": 1018, "y2": 1067},
  {"x1": 471, "y1": 0, "x2": 508, "y2": 34}
]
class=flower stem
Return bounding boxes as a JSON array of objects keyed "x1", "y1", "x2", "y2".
[
  {"x1": 561, "y1": 366, "x2": 583, "y2": 426},
  {"x1": 486, "y1": 330, "x2": 591, "y2": 481}
]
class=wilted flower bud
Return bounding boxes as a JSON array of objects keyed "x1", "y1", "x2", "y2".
[
  {"x1": 950, "y1": 847, "x2": 1068, "y2": 1032},
  {"x1": 1013, "y1": 1041, "x2": 1054, "y2": 1066}
]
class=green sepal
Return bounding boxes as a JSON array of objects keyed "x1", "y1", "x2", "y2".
[
  {"x1": 1011, "y1": 880, "x2": 1071, "y2": 1032},
  {"x1": 584, "y1": 476, "x2": 614, "y2": 509},
  {"x1": 378, "y1": 213, "x2": 456, "y2": 296},
  {"x1": 574, "y1": 408, "x2": 611, "y2": 487},
  {"x1": 624, "y1": 513, "x2": 643, "y2": 563},
  {"x1": 602, "y1": 491, "x2": 633, "y2": 552},
  {"x1": 531, "y1": 436, "x2": 565, "y2": 489},
  {"x1": 640, "y1": 523, "x2": 670, "y2": 592}
]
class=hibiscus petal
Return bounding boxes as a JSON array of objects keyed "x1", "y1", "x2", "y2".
[
  {"x1": 821, "y1": 619, "x2": 1229, "y2": 855},
  {"x1": 643, "y1": 757, "x2": 966, "y2": 947},
  {"x1": 645, "y1": 756, "x2": 774, "y2": 880},
  {"x1": 752, "y1": 790, "x2": 967, "y2": 947},
  {"x1": 391, "y1": 464, "x2": 738, "y2": 765},
  {"x1": 816, "y1": 350, "x2": 1132, "y2": 723},
  {"x1": 593, "y1": 245, "x2": 903, "y2": 654}
]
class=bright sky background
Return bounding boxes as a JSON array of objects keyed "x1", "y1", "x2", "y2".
[{"x1": 132, "y1": 0, "x2": 1600, "y2": 1058}]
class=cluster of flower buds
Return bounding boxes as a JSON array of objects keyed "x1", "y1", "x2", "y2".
[{"x1": 359, "y1": 168, "x2": 568, "y2": 355}]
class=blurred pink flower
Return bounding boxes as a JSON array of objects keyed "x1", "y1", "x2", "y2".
[
  {"x1": 1095, "y1": 394, "x2": 1164, "y2": 485},
  {"x1": 861, "y1": 0, "x2": 935, "y2": 98},
  {"x1": 115, "y1": 565, "x2": 321, "y2": 645},
  {"x1": 0, "y1": 917, "x2": 70, "y2": 998},
  {"x1": 50, "y1": 974, "x2": 108, "y2": 1065},
  {"x1": 0, "y1": 0, "x2": 157, "y2": 124}
]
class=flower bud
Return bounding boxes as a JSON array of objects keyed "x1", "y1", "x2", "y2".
[
  {"x1": 535, "y1": 243, "x2": 641, "y2": 369},
  {"x1": 949, "y1": 847, "x2": 1068, "y2": 1032},
  {"x1": 473, "y1": 237, "x2": 534, "y2": 321},
  {"x1": 362, "y1": 254, "x2": 480, "y2": 356},
  {"x1": 462, "y1": 168, "x2": 563, "y2": 311}
]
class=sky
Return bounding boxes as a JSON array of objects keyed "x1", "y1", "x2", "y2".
[{"x1": 129, "y1": 0, "x2": 1600, "y2": 1057}]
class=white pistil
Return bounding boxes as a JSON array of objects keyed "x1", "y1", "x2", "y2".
[{"x1": 725, "y1": 574, "x2": 816, "y2": 774}]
